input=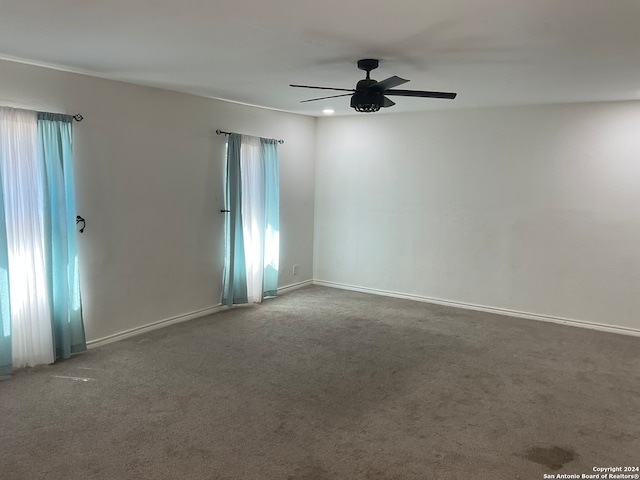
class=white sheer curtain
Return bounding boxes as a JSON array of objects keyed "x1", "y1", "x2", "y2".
[
  {"x1": 239, "y1": 135, "x2": 265, "y2": 303},
  {"x1": 0, "y1": 107, "x2": 54, "y2": 368}
]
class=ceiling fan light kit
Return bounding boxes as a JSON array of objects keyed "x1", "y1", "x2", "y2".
[
  {"x1": 351, "y1": 91, "x2": 384, "y2": 112},
  {"x1": 291, "y1": 59, "x2": 457, "y2": 113}
]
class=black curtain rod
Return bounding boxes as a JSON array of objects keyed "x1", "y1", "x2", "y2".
[
  {"x1": 216, "y1": 129, "x2": 284, "y2": 144},
  {"x1": 1, "y1": 106, "x2": 83, "y2": 121},
  {"x1": 41, "y1": 112, "x2": 83, "y2": 121}
]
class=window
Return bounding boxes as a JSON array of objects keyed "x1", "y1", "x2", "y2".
[
  {"x1": 222, "y1": 133, "x2": 280, "y2": 305},
  {"x1": 0, "y1": 107, "x2": 85, "y2": 377}
]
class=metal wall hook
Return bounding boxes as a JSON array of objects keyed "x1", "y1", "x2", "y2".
[{"x1": 76, "y1": 215, "x2": 86, "y2": 233}]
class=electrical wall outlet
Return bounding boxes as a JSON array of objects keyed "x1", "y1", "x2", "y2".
[{"x1": 293, "y1": 264, "x2": 299, "y2": 275}]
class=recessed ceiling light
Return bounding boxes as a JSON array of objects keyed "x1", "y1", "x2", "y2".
[{"x1": 323, "y1": 109, "x2": 334, "y2": 115}]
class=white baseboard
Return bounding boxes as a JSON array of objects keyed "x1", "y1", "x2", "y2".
[
  {"x1": 278, "y1": 279, "x2": 313, "y2": 295},
  {"x1": 88, "y1": 280, "x2": 313, "y2": 349},
  {"x1": 87, "y1": 304, "x2": 226, "y2": 349},
  {"x1": 87, "y1": 277, "x2": 639, "y2": 349},
  {"x1": 313, "y1": 279, "x2": 640, "y2": 338}
]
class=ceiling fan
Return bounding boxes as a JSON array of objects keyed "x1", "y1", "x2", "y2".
[{"x1": 290, "y1": 59, "x2": 457, "y2": 113}]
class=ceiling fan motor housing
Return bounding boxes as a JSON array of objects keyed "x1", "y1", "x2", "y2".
[{"x1": 356, "y1": 78, "x2": 377, "y2": 89}]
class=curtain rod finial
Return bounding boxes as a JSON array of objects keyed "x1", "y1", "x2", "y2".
[{"x1": 73, "y1": 114, "x2": 83, "y2": 122}]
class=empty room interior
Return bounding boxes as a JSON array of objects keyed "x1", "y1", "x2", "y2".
[{"x1": 0, "y1": 1, "x2": 639, "y2": 479}]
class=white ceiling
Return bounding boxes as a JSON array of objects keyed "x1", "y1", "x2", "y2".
[{"x1": 2, "y1": 0, "x2": 640, "y2": 116}]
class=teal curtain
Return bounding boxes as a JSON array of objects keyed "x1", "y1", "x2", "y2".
[
  {"x1": 261, "y1": 139, "x2": 279, "y2": 297},
  {"x1": 222, "y1": 134, "x2": 248, "y2": 306},
  {"x1": 38, "y1": 113, "x2": 86, "y2": 359},
  {"x1": 0, "y1": 168, "x2": 11, "y2": 377}
]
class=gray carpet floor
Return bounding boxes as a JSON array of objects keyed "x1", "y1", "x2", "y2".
[{"x1": 1, "y1": 286, "x2": 639, "y2": 480}]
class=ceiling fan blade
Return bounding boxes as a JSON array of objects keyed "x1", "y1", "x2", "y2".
[
  {"x1": 300, "y1": 93, "x2": 353, "y2": 103},
  {"x1": 290, "y1": 84, "x2": 355, "y2": 92},
  {"x1": 372, "y1": 76, "x2": 409, "y2": 92},
  {"x1": 385, "y1": 89, "x2": 457, "y2": 99},
  {"x1": 382, "y1": 96, "x2": 396, "y2": 108}
]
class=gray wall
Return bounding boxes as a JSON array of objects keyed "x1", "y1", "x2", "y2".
[
  {"x1": 314, "y1": 103, "x2": 640, "y2": 333},
  {"x1": 3, "y1": 56, "x2": 640, "y2": 341},
  {"x1": 0, "y1": 59, "x2": 316, "y2": 342}
]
